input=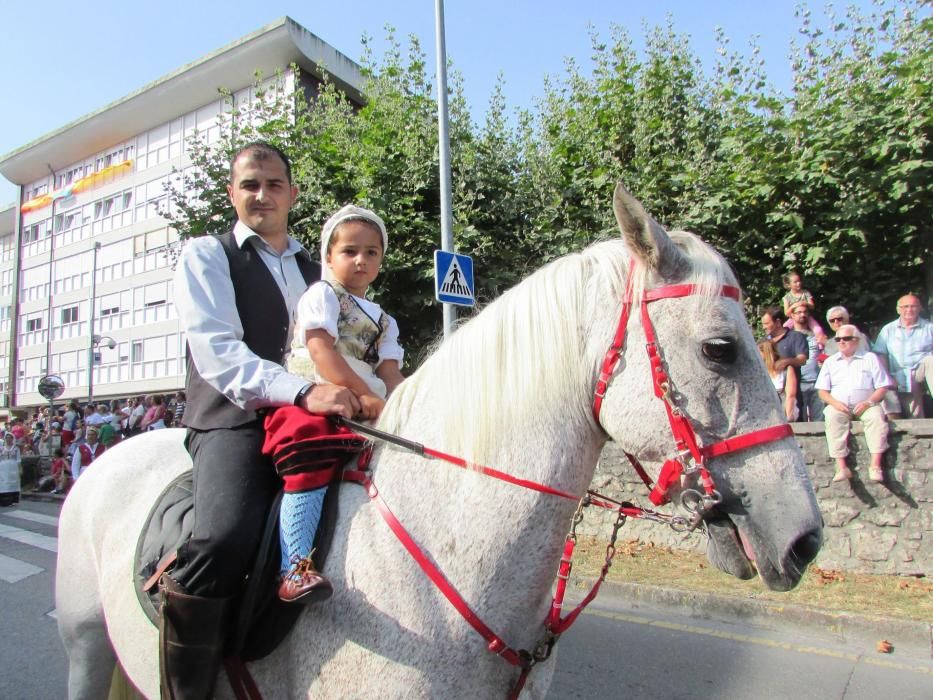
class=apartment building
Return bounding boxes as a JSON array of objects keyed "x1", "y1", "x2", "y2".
[
  {"x1": 0, "y1": 205, "x2": 14, "y2": 416},
  {"x1": 0, "y1": 18, "x2": 364, "y2": 413}
]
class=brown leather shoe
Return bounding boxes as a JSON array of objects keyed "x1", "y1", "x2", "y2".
[{"x1": 278, "y1": 556, "x2": 333, "y2": 605}]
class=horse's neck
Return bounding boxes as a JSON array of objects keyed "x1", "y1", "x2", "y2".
[{"x1": 365, "y1": 403, "x2": 605, "y2": 643}]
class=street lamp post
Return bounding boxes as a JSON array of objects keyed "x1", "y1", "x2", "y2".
[
  {"x1": 88, "y1": 334, "x2": 116, "y2": 406},
  {"x1": 87, "y1": 240, "x2": 114, "y2": 405}
]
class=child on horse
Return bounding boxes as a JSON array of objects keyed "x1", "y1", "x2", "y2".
[{"x1": 269, "y1": 204, "x2": 405, "y2": 604}]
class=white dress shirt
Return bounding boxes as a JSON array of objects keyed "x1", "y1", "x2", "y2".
[
  {"x1": 173, "y1": 221, "x2": 313, "y2": 410},
  {"x1": 815, "y1": 350, "x2": 893, "y2": 409}
]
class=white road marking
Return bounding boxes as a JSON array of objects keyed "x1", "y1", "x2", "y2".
[
  {"x1": 0, "y1": 552, "x2": 44, "y2": 583},
  {"x1": 1, "y1": 509, "x2": 59, "y2": 527},
  {"x1": 0, "y1": 522, "x2": 58, "y2": 552}
]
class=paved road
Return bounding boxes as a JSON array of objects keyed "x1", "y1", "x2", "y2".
[
  {"x1": 0, "y1": 500, "x2": 68, "y2": 700},
  {"x1": 2, "y1": 500, "x2": 931, "y2": 699},
  {"x1": 546, "y1": 596, "x2": 933, "y2": 699}
]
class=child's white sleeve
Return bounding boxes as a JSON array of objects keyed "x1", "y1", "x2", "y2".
[
  {"x1": 295, "y1": 282, "x2": 340, "y2": 343},
  {"x1": 377, "y1": 314, "x2": 405, "y2": 366}
]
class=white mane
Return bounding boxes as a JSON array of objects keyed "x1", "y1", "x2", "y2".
[{"x1": 379, "y1": 230, "x2": 739, "y2": 465}]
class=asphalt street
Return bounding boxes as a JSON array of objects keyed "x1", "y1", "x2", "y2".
[{"x1": 2, "y1": 499, "x2": 930, "y2": 699}]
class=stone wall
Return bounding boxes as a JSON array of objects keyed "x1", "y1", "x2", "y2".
[{"x1": 582, "y1": 419, "x2": 932, "y2": 576}]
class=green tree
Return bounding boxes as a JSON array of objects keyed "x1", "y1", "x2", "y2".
[{"x1": 165, "y1": 2, "x2": 931, "y2": 361}]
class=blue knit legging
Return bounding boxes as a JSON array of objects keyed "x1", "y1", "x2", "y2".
[{"x1": 279, "y1": 486, "x2": 327, "y2": 574}]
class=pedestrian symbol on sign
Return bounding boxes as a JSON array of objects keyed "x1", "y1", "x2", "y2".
[
  {"x1": 434, "y1": 250, "x2": 475, "y2": 307},
  {"x1": 441, "y1": 259, "x2": 468, "y2": 297}
]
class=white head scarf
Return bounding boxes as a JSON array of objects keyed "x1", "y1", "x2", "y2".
[{"x1": 319, "y1": 205, "x2": 388, "y2": 281}]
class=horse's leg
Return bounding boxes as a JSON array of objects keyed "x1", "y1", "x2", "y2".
[
  {"x1": 65, "y1": 622, "x2": 117, "y2": 699},
  {"x1": 56, "y1": 510, "x2": 118, "y2": 699}
]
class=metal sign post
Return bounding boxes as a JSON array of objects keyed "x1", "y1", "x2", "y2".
[{"x1": 435, "y1": 0, "x2": 456, "y2": 338}]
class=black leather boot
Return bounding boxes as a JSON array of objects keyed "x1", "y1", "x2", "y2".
[{"x1": 159, "y1": 574, "x2": 233, "y2": 700}]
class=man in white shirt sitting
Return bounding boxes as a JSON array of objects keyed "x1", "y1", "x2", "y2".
[{"x1": 816, "y1": 324, "x2": 894, "y2": 483}]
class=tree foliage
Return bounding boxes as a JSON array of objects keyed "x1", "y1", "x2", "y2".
[{"x1": 166, "y1": 0, "x2": 931, "y2": 362}]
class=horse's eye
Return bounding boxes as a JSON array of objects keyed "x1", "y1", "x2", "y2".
[{"x1": 702, "y1": 339, "x2": 737, "y2": 364}]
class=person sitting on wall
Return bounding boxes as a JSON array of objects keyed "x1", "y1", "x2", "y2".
[
  {"x1": 50, "y1": 448, "x2": 71, "y2": 494},
  {"x1": 816, "y1": 324, "x2": 894, "y2": 483},
  {"x1": 873, "y1": 294, "x2": 933, "y2": 418}
]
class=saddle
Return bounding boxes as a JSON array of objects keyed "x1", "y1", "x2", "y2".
[{"x1": 133, "y1": 470, "x2": 341, "y2": 661}]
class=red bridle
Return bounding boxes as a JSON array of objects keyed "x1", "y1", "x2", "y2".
[
  {"x1": 324, "y1": 263, "x2": 795, "y2": 700},
  {"x1": 593, "y1": 262, "x2": 793, "y2": 512}
]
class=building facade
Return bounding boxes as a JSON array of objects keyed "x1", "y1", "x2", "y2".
[
  {"x1": 0, "y1": 18, "x2": 363, "y2": 413},
  {"x1": 0, "y1": 205, "x2": 14, "y2": 417}
]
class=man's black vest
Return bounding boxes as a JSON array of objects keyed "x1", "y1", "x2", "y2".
[{"x1": 182, "y1": 230, "x2": 320, "y2": 430}]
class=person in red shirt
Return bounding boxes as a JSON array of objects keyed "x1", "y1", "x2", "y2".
[
  {"x1": 10, "y1": 419, "x2": 25, "y2": 446},
  {"x1": 50, "y1": 448, "x2": 71, "y2": 494},
  {"x1": 71, "y1": 427, "x2": 106, "y2": 481}
]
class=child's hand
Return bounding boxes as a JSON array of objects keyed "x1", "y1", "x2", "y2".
[{"x1": 357, "y1": 394, "x2": 386, "y2": 421}]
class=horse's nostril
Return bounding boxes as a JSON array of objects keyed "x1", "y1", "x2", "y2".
[{"x1": 785, "y1": 529, "x2": 822, "y2": 574}]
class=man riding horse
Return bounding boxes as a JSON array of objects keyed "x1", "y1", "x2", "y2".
[{"x1": 167, "y1": 142, "x2": 359, "y2": 698}]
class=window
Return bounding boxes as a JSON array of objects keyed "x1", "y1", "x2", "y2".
[
  {"x1": 54, "y1": 210, "x2": 79, "y2": 233},
  {"x1": 26, "y1": 317, "x2": 42, "y2": 332},
  {"x1": 143, "y1": 281, "x2": 167, "y2": 307},
  {"x1": 131, "y1": 341, "x2": 143, "y2": 363},
  {"x1": 22, "y1": 224, "x2": 42, "y2": 243},
  {"x1": 61, "y1": 306, "x2": 79, "y2": 324}
]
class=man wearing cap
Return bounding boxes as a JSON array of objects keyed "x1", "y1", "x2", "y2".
[
  {"x1": 167, "y1": 141, "x2": 359, "y2": 699},
  {"x1": 816, "y1": 324, "x2": 893, "y2": 483},
  {"x1": 70, "y1": 426, "x2": 106, "y2": 481},
  {"x1": 873, "y1": 294, "x2": 933, "y2": 417}
]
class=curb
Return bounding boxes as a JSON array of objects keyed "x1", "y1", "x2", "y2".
[
  {"x1": 20, "y1": 490, "x2": 66, "y2": 504},
  {"x1": 594, "y1": 580, "x2": 932, "y2": 660}
]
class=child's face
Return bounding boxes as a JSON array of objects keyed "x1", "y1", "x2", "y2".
[
  {"x1": 788, "y1": 274, "x2": 802, "y2": 291},
  {"x1": 326, "y1": 221, "x2": 384, "y2": 296}
]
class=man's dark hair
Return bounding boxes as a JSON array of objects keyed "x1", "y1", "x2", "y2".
[
  {"x1": 229, "y1": 141, "x2": 293, "y2": 184},
  {"x1": 762, "y1": 305, "x2": 785, "y2": 324}
]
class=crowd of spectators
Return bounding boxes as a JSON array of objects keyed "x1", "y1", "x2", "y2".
[
  {"x1": 758, "y1": 271, "x2": 932, "y2": 483},
  {"x1": 0, "y1": 391, "x2": 186, "y2": 496}
]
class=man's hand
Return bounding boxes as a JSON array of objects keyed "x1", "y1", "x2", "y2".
[
  {"x1": 299, "y1": 384, "x2": 359, "y2": 418},
  {"x1": 852, "y1": 400, "x2": 872, "y2": 418}
]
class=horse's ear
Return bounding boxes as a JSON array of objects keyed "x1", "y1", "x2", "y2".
[{"x1": 613, "y1": 183, "x2": 687, "y2": 279}]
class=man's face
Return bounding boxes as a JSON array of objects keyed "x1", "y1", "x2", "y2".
[
  {"x1": 791, "y1": 304, "x2": 809, "y2": 327},
  {"x1": 897, "y1": 295, "x2": 921, "y2": 326},
  {"x1": 227, "y1": 152, "x2": 297, "y2": 239},
  {"x1": 835, "y1": 325, "x2": 860, "y2": 358},
  {"x1": 761, "y1": 314, "x2": 779, "y2": 336}
]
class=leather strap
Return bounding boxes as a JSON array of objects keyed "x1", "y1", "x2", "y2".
[
  {"x1": 343, "y1": 469, "x2": 530, "y2": 668},
  {"x1": 703, "y1": 424, "x2": 793, "y2": 459},
  {"x1": 223, "y1": 657, "x2": 262, "y2": 700},
  {"x1": 142, "y1": 551, "x2": 177, "y2": 593}
]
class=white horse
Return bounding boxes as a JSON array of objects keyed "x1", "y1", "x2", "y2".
[{"x1": 57, "y1": 185, "x2": 822, "y2": 699}]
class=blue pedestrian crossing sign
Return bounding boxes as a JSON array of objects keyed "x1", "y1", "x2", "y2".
[{"x1": 434, "y1": 250, "x2": 475, "y2": 307}]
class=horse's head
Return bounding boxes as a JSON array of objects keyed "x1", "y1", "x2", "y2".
[{"x1": 592, "y1": 184, "x2": 822, "y2": 591}]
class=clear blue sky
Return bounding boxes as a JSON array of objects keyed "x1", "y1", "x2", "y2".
[{"x1": 1, "y1": 0, "x2": 879, "y2": 205}]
